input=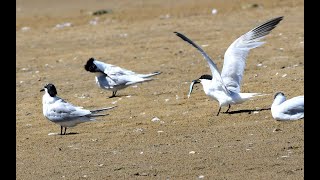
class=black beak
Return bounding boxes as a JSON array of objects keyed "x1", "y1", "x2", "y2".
[
  {"x1": 40, "y1": 89, "x2": 44, "y2": 92},
  {"x1": 192, "y1": 79, "x2": 200, "y2": 84},
  {"x1": 105, "y1": 73, "x2": 115, "y2": 81},
  {"x1": 105, "y1": 73, "x2": 111, "y2": 78}
]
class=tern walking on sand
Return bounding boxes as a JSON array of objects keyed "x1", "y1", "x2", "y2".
[
  {"x1": 84, "y1": 58, "x2": 161, "y2": 98},
  {"x1": 271, "y1": 92, "x2": 304, "y2": 121},
  {"x1": 175, "y1": 16, "x2": 283, "y2": 116},
  {"x1": 41, "y1": 83, "x2": 116, "y2": 135}
]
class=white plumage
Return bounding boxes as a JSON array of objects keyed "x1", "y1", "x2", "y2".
[
  {"x1": 41, "y1": 83, "x2": 116, "y2": 135},
  {"x1": 271, "y1": 92, "x2": 304, "y2": 121},
  {"x1": 175, "y1": 16, "x2": 283, "y2": 115},
  {"x1": 84, "y1": 58, "x2": 161, "y2": 98}
]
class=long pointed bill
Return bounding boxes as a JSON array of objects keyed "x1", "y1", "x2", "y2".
[
  {"x1": 188, "y1": 79, "x2": 200, "y2": 98},
  {"x1": 103, "y1": 71, "x2": 116, "y2": 82}
]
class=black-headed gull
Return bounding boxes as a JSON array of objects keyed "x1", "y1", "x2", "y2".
[
  {"x1": 41, "y1": 83, "x2": 116, "y2": 135},
  {"x1": 84, "y1": 58, "x2": 161, "y2": 98},
  {"x1": 175, "y1": 16, "x2": 283, "y2": 116},
  {"x1": 271, "y1": 92, "x2": 304, "y2": 121}
]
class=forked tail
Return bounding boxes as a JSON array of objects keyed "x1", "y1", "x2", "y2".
[
  {"x1": 88, "y1": 106, "x2": 117, "y2": 119},
  {"x1": 90, "y1": 106, "x2": 117, "y2": 114}
]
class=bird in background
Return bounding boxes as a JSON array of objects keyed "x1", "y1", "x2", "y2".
[
  {"x1": 41, "y1": 83, "x2": 116, "y2": 135},
  {"x1": 175, "y1": 16, "x2": 283, "y2": 116},
  {"x1": 271, "y1": 92, "x2": 304, "y2": 121},
  {"x1": 84, "y1": 57, "x2": 161, "y2": 98}
]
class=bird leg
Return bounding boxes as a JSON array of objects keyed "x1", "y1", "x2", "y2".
[
  {"x1": 61, "y1": 126, "x2": 67, "y2": 135},
  {"x1": 216, "y1": 107, "x2": 221, "y2": 116},
  {"x1": 109, "y1": 91, "x2": 117, "y2": 98},
  {"x1": 225, "y1": 104, "x2": 231, "y2": 113}
]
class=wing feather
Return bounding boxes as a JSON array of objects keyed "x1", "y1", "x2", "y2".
[
  {"x1": 221, "y1": 16, "x2": 283, "y2": 93},
  {"x1": 174, "y1": 32, "x2": 230, "y2": 95}
]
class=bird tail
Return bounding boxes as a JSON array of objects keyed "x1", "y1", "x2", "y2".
[
  {"x1": 90, "y1": 106, "x2": 117, "y2": 114},
  {"x1": 87, "y1": 106, "x2": 117, "y2": 120},
  {"x1": 138, "y1": 71, "x2": 162, "y2": 78},
  {"x1": 125, "y1": 78, "x2": 154, "y2": 85},
  {"x1": 239, "y1": 93, "x2": 269, "y2": 101},
  {"x1": 89, "y1": 114, "x2": 109, "y2": 117}
]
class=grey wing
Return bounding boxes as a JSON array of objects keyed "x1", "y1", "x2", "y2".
[
  {"x1": 221, "y1": 16, "x2": 283, "y2": 93},
  {"x1": 104, "y1": 64, "x2": 137, "y2": 76},
  {"x1": 285, "y1": 105, "x2": 304, "y2": 115},
  {"x1": 49, "y1": 99, "x2": 91, "y2": 120},
  {"x1": 281, "y1": 96, "x2": 304, "y2": 115},
  {"x1": 109, "y1": 74, "x2": 150, "y2": 86},
  {"x1": 94, "y1": 60, "x2": 136, "y2": 76},
  {"x1": 174, "y1": 32, "x2": 230, "y2": 95}
]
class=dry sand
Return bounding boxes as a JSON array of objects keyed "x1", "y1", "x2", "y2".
[{"x1": 16, "y1": 0, "x2": 304, "y2": 179}]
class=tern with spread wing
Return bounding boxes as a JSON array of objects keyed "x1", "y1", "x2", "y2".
[
  {"x1": 271, "y1": 92, "x2": 304, "y2": 121},
  {"x1": 84, "y1": 58, "x2": 161, "y2": 98},
  {"x1": 41, "y1": 83, "x2": 116, "y2": 135},
  {"x1": 175, "y1": 16, "x2": 283, "y2": 115}
]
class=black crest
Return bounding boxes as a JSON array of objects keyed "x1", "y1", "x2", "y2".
[
  {"x1": 44, "y1": 83, "x2": 57, "y2": 97},
  {"x1": 199, "y1": 74, "x2": 212, "y2": 80},
  {"x1": 84, "y1": 58, "x2": 98, "y2": 72}
]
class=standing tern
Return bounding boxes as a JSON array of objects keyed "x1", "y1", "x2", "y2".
[
  {"x1": 271, "y1": 92, "x2": 304, "y2": 121},
  {"x1": 84, "y1": 57, "x2": 161, "y2": 98},
  {"x1": 41, "y1": 83, "x2": 117, "y2": 135},
  {"x1": 175, "y1": 16, "x2": 283, "y2": 116}
]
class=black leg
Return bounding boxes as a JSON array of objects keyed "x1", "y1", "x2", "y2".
[
  {"x1": 216, "y1": 107, "x2": 221, "y2": 116},
  {"x1": 64, "y1": 127, "x2": 67, "y2": 135},
  {"x1": 225, "y1": 104, "x2": 231, "y2": 113},
  {"x1": 109, "y1": 91, "x2": 117, "y2": 98},
  {"x1": 60, "y1": 126, "x2": 63, "y2": 135}
]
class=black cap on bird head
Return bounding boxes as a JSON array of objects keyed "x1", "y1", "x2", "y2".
[
  {"x1": 192, "y1": 74, "x2": 212, "y2": 84},
  {"x1": 274, "y1": 92, "x2": 285, "y2": 99},
  {"x1": 199, "y1": 74, "x2": 212, "y2": 80},
  {"x1": 40, "y1": 83, "x2": 57, "y2": 97},
  {"x1": 84, "y1": 57, "x2": 98, "y2": 72}
]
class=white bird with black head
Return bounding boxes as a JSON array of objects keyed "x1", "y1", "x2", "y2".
[
  {"x1": 40, "y1": 83, "x2": 116, "y2": 135},
  {"x1": 175, "y1": 16, "x2": 283, "y2": 116},
  {"x1": 84, "y1": 58, "x2": 161, "y2": 98}
]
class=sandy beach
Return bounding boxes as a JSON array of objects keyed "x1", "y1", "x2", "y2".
[{"x1": 16, "y1": 0, "x2": 304, "y2": 179}]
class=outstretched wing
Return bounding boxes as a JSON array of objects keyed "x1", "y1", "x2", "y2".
[
  {"x1": 174, "y1": 32, "x2": 230, "y2": 95},
  {"x1": 221, "y1": 16, "x2": 283, "y2": 93}
]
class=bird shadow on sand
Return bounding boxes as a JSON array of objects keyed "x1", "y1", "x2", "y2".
[
  {"x1": 63, "y1": 132, "x2": 79, "y2": 135},
  {"x1": 223, "y1": 107, "x2": 271, "y2": 115},
  {"x1": 108, "y1": 94, "x2": 132, "y2": 98}
]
